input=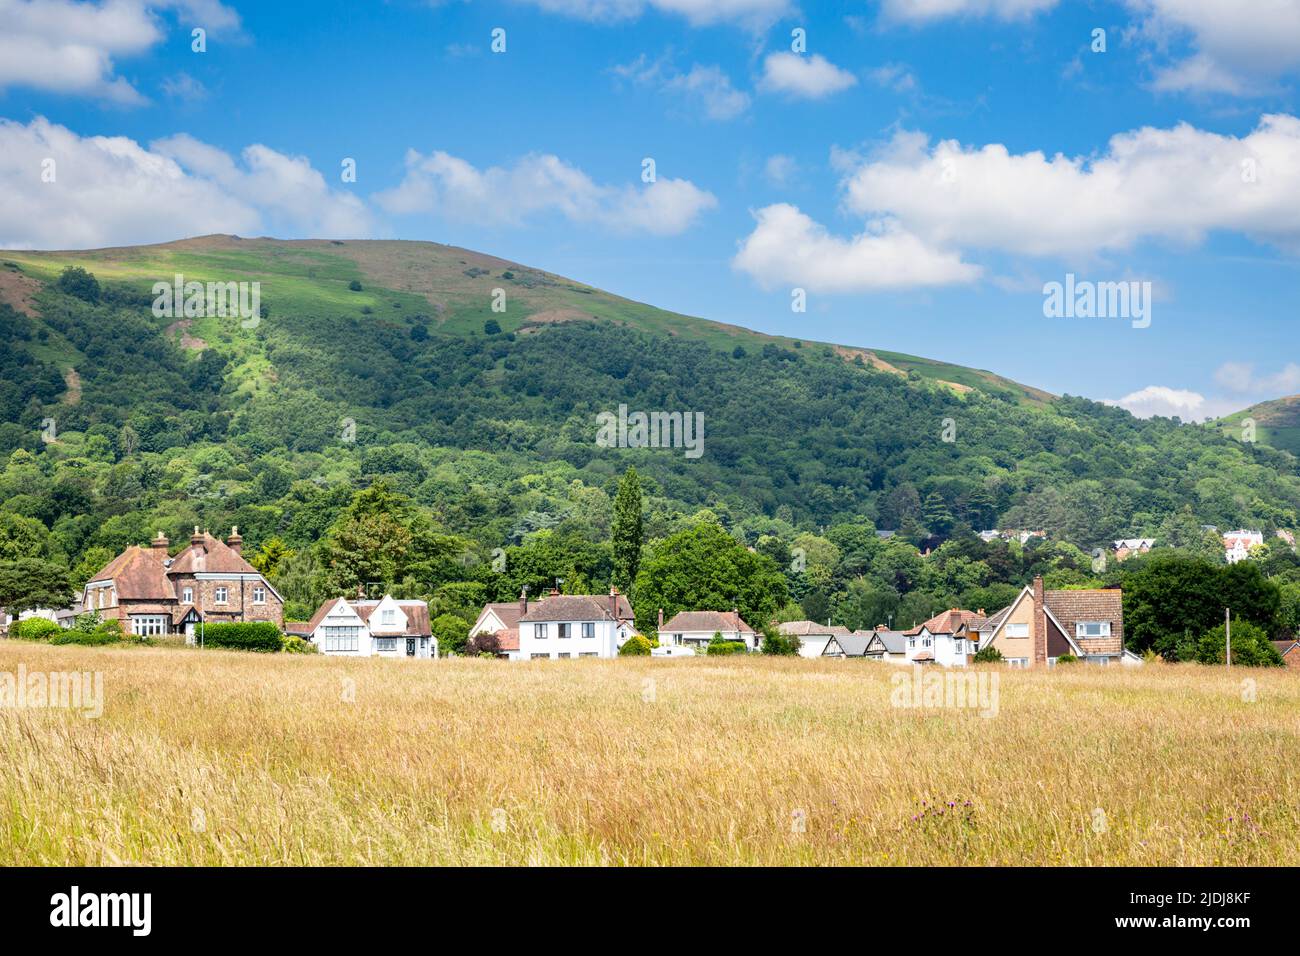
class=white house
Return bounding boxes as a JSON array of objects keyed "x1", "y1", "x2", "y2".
[
  {"x1": 904, "y1": 609, "x2": 985, "y2": 667},
  {"x1": 1223, "y1": 530, "x2": 1263, "y2": 564},
  {"x1": 296, "y1": 595, "x2": 437, "y2": 658},
  {"x1": 777, "y1": 620, "x2": 854, "y2": 658},
  {"x1": 474, "y1": 588, "x2": 636, "y2": 661},
  {"x1": 658, "y1": 609, "x2": 759, "y2": 652}
]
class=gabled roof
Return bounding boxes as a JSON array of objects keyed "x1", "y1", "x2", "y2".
[
  {"x1": 351, "y1": 599, "x2": 431, "y2": 637},
  {"x1": 518, "y1": 594, "x2": 633, "y2": 623},
  {"x1": 88, "y1": 545, "x2": 174, "y2": 601},
  {"x1": 1044, "y1": 589, "x2": 1123, "y2": 646},
  {"x1": 906, "y1": 608, "x2": 984, "y2": 637},
  {"x1": 866, "y1": 630, "x2": 907, "y2": 654},
  {"x1": 480, "y1": 601, "x2": 524, "y2": 630},
  {"x1": 167, "y1": 532, "x2": 261, "y2": 576},
  {"x1": 778, "y1": 620, "x2": 852, "y2": 637},
  {"x1": 1272, "y1": 639, "x2": 1299, "y2": 657},
  {"x1": 825, "y1": 633, "x2": 871, "y2": 656},
  {"x1": 661, "y1": 610, "x2": 755, "y2": 634}
]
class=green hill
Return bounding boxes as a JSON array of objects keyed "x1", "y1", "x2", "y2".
[
  {"x1": 1215, "y1": 396, "x2": 1300, "y2": 456},
  {"x1": 1, "y1": 234, "x2": 1299, "y2": 605}
]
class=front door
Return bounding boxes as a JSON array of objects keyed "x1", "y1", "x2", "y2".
[{"x1": 406, "y1": 638, "x2": 416, "y2": 657}]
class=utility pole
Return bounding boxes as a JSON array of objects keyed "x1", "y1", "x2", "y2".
[{"x1": 1225, "y1": 607, "x2": 1231, "y2": 669}]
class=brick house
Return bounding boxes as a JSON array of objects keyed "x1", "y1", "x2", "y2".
[
  {"x1": 975, "y1": 576, "x2": 1139, "y2": 667},
  {"x1": 82, "y1": 527, "x2": 283, "y2": 639}
]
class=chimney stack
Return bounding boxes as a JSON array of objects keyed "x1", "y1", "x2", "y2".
[
  {"x1": 520, "y1": 586, "x2": 528, "y2": 617},
  {"x1": 610, "y1": 585, "x2": 619, "y2": 620},
  {"x1": 1032, "y1": 575, "x2": 1047, "y2": 667},
  {"x1": 151, "y1": 530, "x2": 169, "y2": 558},
  {"x1": 658, "y1": 608, "x2": 664, "y2": 630},
  {"x1": 226, "y1": 525, "x2": 243, "y2": 556},
  {"x1": 191, "y1": 526, "x2": 204, "y2": 547}
]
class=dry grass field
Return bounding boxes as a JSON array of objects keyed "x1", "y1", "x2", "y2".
[{"x1": 1, "y1": 641, "x2": 1297, "y2": 866}]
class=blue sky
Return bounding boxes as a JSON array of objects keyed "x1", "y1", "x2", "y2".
[{"x1": 3, "y1": 0, "x2": 1299, "y2": 418}]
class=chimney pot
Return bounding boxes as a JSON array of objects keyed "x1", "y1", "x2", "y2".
[
  {"x1": 226, "y1": 525, "x2": 243, "y2": 556},
  {"x1": 657, "y1": 608, "x2": 664, "y2": 629}
]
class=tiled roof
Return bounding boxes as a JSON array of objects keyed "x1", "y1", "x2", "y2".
[
  {"x1": 777, "y1": 620, "x2": 852, "y2": 637},
  {"x1": 482, "y1": 601, "x2": 524, "y2": 629},
  {"x1": 661, "y1": 610, "x2": 755, "y2": 634},
  {"x1": 351, "y1": 600, "x2": 431, "y2": 637},
  {"x1": 1272, "y1": 640, "x2": 1299, "y2": 657},
  {"x1": 167, "y1": 532, "x2": 260, "y2": 576},
  {"x1": 494, "y1": 627, "x2": 519, "y2": 652},
  {"x1": 978, "y1": 604, "x2": 1015, "y2": 633},
  {"x1": 518, "y1": 594, "x2": 633, "y2": 623},
  {"x1": 88, "y1": 546, "x2": 174, "y2": 601},
  {"x1": 906, "y1": 608, "x2": 984, "y2": 636},
  {"x1": 826, "y1": 633, "x2": 871, "y2": 656},
  {"x1": 1045, "y1": 589, "x2": 1124, "y2": 650}
]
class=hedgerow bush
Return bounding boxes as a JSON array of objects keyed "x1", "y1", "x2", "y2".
[
  {"x1": 280, "y1": 635, "x2": 317, "y2": 654},
  {"x1": 200, "y1": 622, "x2": 284, "y2": 652},
  {"x1": 619, "y1": 634, "x2": 652, "y2": 656},
  {"x1": 10, "y1": 618, "x2": 61, "y2": 641},
  {"x1": 706, "y1": 640, "x2": 747, "y2": 656}
]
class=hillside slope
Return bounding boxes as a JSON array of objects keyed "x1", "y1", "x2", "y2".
[
  {"x1": 1216, "y1": 397, "x2": 1300, "y2": 456},
  {"x1": 0, "y1": 235, "x2": 1298, "y2": 579}
]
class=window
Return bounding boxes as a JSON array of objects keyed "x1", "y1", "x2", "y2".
[
  {"x1": 1005, "y1": 622, "x2": 1029, "y2": 638},
  {"x1": 558, "y1": 653, "x2": 570, "y2": 659},
  {"x1": 382, "y1": 609, "x2": 396, "y2": 625},
  {"x1": 581, "y1": 623, "x2": 594, "y2": 639},
  {"x1": 131, "y1": 616, "x2": 167, "y2": 636},
  {"x1": 1006, "y1": 657, "x2": 1029, "y2": 669},
  {"x1": 108, "y1": 588, "x2": 116, "y2": 607},
  {"x1": 323, "y1": 626, "x2": 360, "y2": 652},
  {"x1": 923, "y1": 637, "x2": 932, "y2": 647},
  {"x1": 1086, "y1": 655, "x2": 1111, "y2": 666},
  {"x1": 375, "y1": 638, "x2": 398, "y2": 652},
  {"x1": 558, "y1": 623, "x2": 571, "y2": 639},
  {"x1": 253, "y1": 586, "x2": 266, "y2": 605},
  {"x1": 579, "y1": 652, "x2": 597, "y2": 658},
  {"x1": 214, "y1": 587, "x2": 228, "y2": 604},
  {"x1": 1076, "y1": 621, "x2": 1111, "y2": 639},
  {"x1": 535, "y1": 623, "x2": 548, "y2": 639},
  {"x1": 530, "y1": 653, "x2": 549, "y2": 660},
  {"x1": 182, "y1": 587, "x2": 194, "y2": 604},
  {"x1": 955, "y1": 640, "x2": 965, "y2": 654}
]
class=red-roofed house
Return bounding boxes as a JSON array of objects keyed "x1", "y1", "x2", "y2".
[
  {"x1": 471, "y1": 588, "x2": 635, "y2": 660},
  {"x1": 904, "y1": 608, "x2": 985, "y2": 667},
  {"x1": 82, "y1": 527, "x2": 283, "y2": 639}
]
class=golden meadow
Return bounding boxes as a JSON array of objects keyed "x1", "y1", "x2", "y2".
[{"x1": 1, "y1": 642, "x2": 1297, "y2": 866}]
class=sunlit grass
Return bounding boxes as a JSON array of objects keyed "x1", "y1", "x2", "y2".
[{"x1": 0, "y1": 643, "x2": 1296, "y2": 866}]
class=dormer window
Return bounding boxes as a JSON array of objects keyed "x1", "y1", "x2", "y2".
[
  {"x1": 382, "y1": 609, "x2": 395, "y2": 625},
  {"x1": 183, "y1": 587, "x2": 194, "y2": 604},
  {"x1": 1076, "y1": 621, "x2": 1111, "y2": 638}
]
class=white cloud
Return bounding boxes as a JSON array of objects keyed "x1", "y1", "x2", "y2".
[
  {"x1": 612, "y1": 56, "x2": 750, "y2": 120},
  {"x1": 763, "y1": 154, "x2": 798, "y2": 187},
  {"x1": 839, "y1": 115, "x2": 1300, "y2": 259},
  {"x1": 519, "y1": 0, "x2": 790, "y2": 28},
  {"x1": 878, "y1": 0, "x2": 1058, "y2": 23},
  {"x1": 0, "y1": 116, "x2": 371, "y2": 249},
  {"x1": 0, "y1": 0, "x2": 241, "y2": 103},
  {"x1": 161, "y1": 71, "x2": 207, "y2": 102},
  {"x1": 868, "y1": 63, "x2": 918, "y2": 93},
  {"x1": 1134, "y1": 0, "x2": 1300, "y2": 95},
  {"x1": 375, "y1": 149, "x2": 717, "y2": 236},
  {"x1": 1105, "y1": 385, "x2": 1209, "y2": 419},
  {"x1": 759, "y1": 52, "x2": 857, "y2": 99},
  {"x1": 1214, "y1": 361, "x2": 1300, "y2": 396},
  {"x1": 732, "y1": 202, "x2": 981, "y2": 292}
]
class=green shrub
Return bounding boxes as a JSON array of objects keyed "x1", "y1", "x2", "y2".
[
  {"x1": 1196, "y1": 621, "x2": 1283, "y2": 667},
  {"x1": 51, "y1": 628, "x2": 121, "y2": 646},
  {"x1": 1056, "y1": 653, "x2": 1078, "y2": 664},
  {"x1": 760, "y1": 627, "x2": 801, "y2": 656},
  {"x1": 973, "y1": 645, "x2": 1003, "y2": 663},
  {"x1": 483, "y1": 319, "x2": 502, "y2": 335},
  {"x1": 619, "y1": 634, "x2": 652, "y2": 656},
  {"x1": 348, "y1": 279, "x2": 363, "y2": 292},
  {"x1": 706, "y1": 641, "x2": 747, "y2": 655},
  {"x1": 200, "y1": 621, "x2": 284, "y2": 652},
  {"x1": 57, "y1": 266, "x2": 100, "y2": 303},
  {"x1": 10, "y1": 618, "x2": 62, "y2": 641},
  {"x1": 280, "y1": 635, "x2": 317, "y2": 654}
]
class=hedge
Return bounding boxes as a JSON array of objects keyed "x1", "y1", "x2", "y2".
[
  {"x1": 199, "y1": 622, "x2": 284, "y2": 652},
  {"x1": 9, "y1": 618, "x2": 62, "y2": 641},
  {"x1": 706, "y1": 641, "x2": 748, "y2": 656},
  {"x1": 51, "y1": 629, "x2": 121, "y2": 646}
]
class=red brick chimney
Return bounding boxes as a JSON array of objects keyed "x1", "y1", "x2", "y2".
[
  {"x1": 151, "y1": 530, "x2": 169, "y2": 559},
  {"x1": 609, "y1": 585, "x2": 619, "y2": 620},
  {"x1": 657, "y1": 607, "x2": 664, "y2": 629},
  {"x1": 226, "y1": 525, "x2": 243, "y2": 556},
  {"x1": 190, "y1": 526, "x2": 204, "y2": 547},
  {"x1": 519, "y1": 586, "x2": 528, "y2": 617},
  {"x1": 1032, "y1": 575, "x2": 1047, "y2": 667}
]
